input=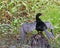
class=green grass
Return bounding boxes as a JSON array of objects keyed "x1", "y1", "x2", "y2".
[{"x1": 0, "y1": 0, "x2": 60, "y2": 48}]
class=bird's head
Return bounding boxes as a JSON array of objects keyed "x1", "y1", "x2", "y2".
[{"x1": 36, "y1": 13, "x2": 42, "y2": 18}]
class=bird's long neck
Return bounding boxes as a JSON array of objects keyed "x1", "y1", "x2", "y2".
[{"x1": 36, "y1": 15, "x2": 42, "y2": 23}]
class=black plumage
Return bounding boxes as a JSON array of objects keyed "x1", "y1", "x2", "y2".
[{"x1": 36, "y1": 13, "x2": 47, "y2": 31}]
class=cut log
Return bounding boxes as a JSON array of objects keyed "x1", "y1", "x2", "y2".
[{"x1": 30, "y1": 32, "x2": 51, "y2": 48}]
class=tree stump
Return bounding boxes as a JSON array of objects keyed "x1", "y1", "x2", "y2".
[{"x1": 30, "y1": 32, "x2": 51, "y2": 48}]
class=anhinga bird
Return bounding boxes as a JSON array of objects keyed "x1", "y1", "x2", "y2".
[
  {"x1": 36, "y1": 13, "x2": 54, "y2": 40},
  {"x1": 36, "y1": 13, "x2": 47, "y2": 31}
]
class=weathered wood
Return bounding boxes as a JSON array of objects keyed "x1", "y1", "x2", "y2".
[
  {"x1": 30, "y1": 32, "x2": 51, "y2": 48},
  {"x1": 20, "y1": 21, "x2": 54, "y2": 44}
]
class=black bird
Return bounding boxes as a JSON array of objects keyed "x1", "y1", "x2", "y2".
[{"x1": 36, "y1": 13, "x2": 47, "y2": 32}]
